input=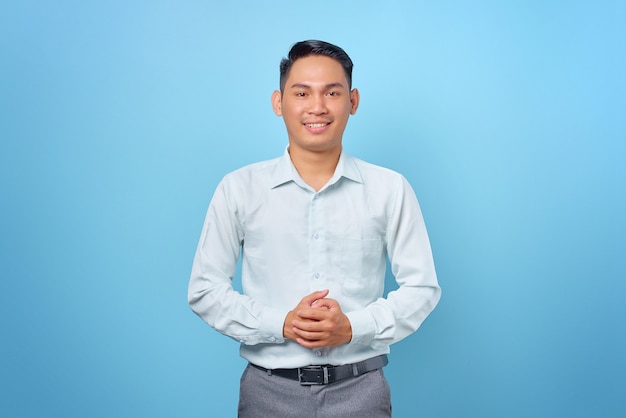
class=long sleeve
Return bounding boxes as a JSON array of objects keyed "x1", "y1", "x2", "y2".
[
  {"x1": 188, "y1": 152, "x2": 440, "y2": 368},
  {"x1": 188, "y1": 178, "x2": 287, "y2": 345},
  {"x1": 346, "y1": 175, "x2": 441, "y2": 349}
]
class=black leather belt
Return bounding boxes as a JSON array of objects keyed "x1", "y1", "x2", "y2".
[{"x1": 250, "y1": 355, "x2": 388, "y2": 385}]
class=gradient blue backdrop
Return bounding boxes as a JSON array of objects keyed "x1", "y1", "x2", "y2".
[{"x1": 1, "y1": 1, "x2": 624, "y2": 417}]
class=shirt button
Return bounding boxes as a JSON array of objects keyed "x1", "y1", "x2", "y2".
[
  {"x1": 268, "y1": 336, "x2": 276, "y2": 342},
  {"x1": 313, "y1": 273, "x2": 320, "y2": 279},
  {"x1": 315, "y1": 350, "x2": 322, "y2": 357},
  {"x1": 312, "y1": 233, "x2": 319, "y2": 240}
]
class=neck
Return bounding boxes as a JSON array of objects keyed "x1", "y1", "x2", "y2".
[{"x1": 289, "y1": 146, "x2": 341, "y2": 192}]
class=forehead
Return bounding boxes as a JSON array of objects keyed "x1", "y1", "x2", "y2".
[{"x1": 285, "y1": 55, "x2": 348, "y2": 87}]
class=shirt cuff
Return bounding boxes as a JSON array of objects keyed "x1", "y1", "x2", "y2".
[
  {"x1": 259, "y1": 306, "x2": 290, "y2": 344},
  {"x1": 345, "y1": 309, "x2": 376, "y2": 346}
]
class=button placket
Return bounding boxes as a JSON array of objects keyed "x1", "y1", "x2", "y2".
[{"x1": 309, "y1": 193, "x2": 326, "y2": 290}]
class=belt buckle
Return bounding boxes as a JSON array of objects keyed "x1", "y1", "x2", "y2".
[{"x1": 298, "y1": 365, "x2": 329, "y2": 385}]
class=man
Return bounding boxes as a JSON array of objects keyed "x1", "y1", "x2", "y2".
[{"x1": 188, "y1": 40, "x2": 441, "y2": 417}]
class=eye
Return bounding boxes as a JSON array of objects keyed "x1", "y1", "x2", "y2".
[
  {"x1": 327, "y1": 91, "x2": 339, "y2": 97},
  {"x1": 295, "y1": 92, "x2": 307, "y2": 97}
]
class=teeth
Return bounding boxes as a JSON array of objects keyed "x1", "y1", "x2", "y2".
[{"x1": 306, "y1": 123, "x2": 328, "y2": 128}]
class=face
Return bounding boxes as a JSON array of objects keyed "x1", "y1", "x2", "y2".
[{"x1": 272, "y1": 55, "x2": 359, "y2": 155}]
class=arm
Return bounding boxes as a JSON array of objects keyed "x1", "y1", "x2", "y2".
[
  {"x1": 347, "y1": 176, "x2": 441, "y2": 349},
  {"x1": 285, "y1": 176, "x2": 439, "y2": 350},
  {"x1": 188, "y1": 179, "x2": 287, "y2": 345}
]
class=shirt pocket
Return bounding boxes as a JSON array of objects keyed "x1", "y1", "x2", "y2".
[{"x1": 339, "y1": 237, "x2": 385, "y2": 294}]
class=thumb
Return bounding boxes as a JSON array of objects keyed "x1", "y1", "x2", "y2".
[
  {"x1": 301, "y1": 289, "x2": 330, "y2": 306},
  {"x1": 311, "y1": 298, "x2": 335, "y2": 310}
]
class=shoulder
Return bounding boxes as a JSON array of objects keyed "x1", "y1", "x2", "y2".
[
  {"x1": 210, "y1": 157, "x2": 282, "y2": 210},
  {"x1": 343, "y1": 154, "x2": 420, "y2": 208},
  {"x1": 345, "y1": 154, "x2": 407, "y2": 186},
  {"x1": 220, "y1": 156, "x2": 281, "y2": 186},
  {"x1": 226, "y1": 156, "x2": 281, "y2": 177}
]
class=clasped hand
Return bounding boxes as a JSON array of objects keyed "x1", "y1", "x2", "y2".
[{"x1": 283, "y1": 290, "x2": 352, "y2": 348}]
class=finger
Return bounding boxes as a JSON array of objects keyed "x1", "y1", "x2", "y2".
[
  {"x1": 310, "y1": 298, "x2": 336, "y2": 310},
  {"x1": 300, "y1": 289, "x2": 330, "y2": 306},
  {"x1": 296, "y1": 308, "x2": 331, "y2": 321},
  {"x1": 292, "y1": 316, "x2": 326, "y2": 331},
  {"x1": 295, "y1": 334, "x2": 335, "y2": 348},
  {"x1": 292, "y1": 325, "x2": 324, "y2": 340},
  {"x1": 296, "y1": 338, "x2": 325, "y2": 349},
  {"x1": 310, "y1": 299, "x2": 328, "y2": 308}
]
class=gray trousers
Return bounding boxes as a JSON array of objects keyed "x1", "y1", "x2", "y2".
[{"x1": 238, "y1": 363, "x2": 392, "y2": 418}]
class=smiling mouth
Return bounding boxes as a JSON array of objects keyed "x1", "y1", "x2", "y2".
[{"x1": 304, "y1": 122, "x2": 330, "y2": 128}]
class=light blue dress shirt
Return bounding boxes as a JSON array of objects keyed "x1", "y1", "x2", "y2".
[{"x1": 189, "y1": 148, "x2": 441, "y2": 369}]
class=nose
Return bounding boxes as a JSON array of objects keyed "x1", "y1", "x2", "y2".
[{"x1": 308, "y1": 94, "x2": 328, "y2": 114}]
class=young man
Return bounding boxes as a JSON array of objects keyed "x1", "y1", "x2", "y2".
[{"x1": 189, "y1": 40, "x2": 441, "y2": 417}]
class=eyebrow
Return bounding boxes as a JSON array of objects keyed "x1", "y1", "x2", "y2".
[{"x1": 289, "y1": 82, "x2": 347, "y2": 90}]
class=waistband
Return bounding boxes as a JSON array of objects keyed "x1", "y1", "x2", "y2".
[{"x1": 250, "y1": 354, "x2": 388, "y2": 385}]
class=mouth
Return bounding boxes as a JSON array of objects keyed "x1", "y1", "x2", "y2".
[{"x1": 304, "y1": 122, "x2": 331, "y2": 129}]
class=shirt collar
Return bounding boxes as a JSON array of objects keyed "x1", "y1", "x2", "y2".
[{"x1": 270, "y1": 147, "x2": 363, "y2": 189}]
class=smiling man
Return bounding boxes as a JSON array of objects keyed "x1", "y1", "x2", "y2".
[{"x1": 189, "y1": 40, "x2": 441, "y2": 417}]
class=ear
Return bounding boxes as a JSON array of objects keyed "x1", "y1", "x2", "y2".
[
  {"x1": 271, "y1": 90, "x2": 282, "y2": 116},
  {"x1": 349, "y1": 88, "x2": 360, "y2": 115}
]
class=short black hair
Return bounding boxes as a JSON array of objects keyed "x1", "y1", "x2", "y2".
[{"x1": 279, "y1": 40, "x2": 353, "y2": 92}]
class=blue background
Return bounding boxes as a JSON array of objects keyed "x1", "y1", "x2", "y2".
[{"x1": 1, "y1": 1, "x2": 624, "y2": 417}]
